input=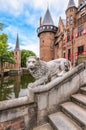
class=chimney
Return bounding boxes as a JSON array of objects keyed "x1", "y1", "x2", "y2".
[{"x1": 40, "y1": 17, "x2": 42, "y2": 26}]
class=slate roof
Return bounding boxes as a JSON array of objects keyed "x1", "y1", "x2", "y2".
[
  {"x1": 42, "y1": 8, "x2": 54, "y2": 25},
  {"x1": 66, "y1": 0, "x2": 76, "y2": 10},
  {"x1": 15, "y1": 34, "x2": 20, "y2": 50}
]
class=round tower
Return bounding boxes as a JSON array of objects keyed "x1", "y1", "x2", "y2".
[{"x1": 37, "y1": 8, "x2": 58, "y2": 61}]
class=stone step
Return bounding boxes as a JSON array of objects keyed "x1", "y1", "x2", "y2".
[
  {"x1": 71, "y1": 94, "x2": 86, "y2": 108},
  {"x1": 48, "y1": 112, "x2": 82, "y2": 130},
  {"x1": 33, "y1": 123, "x2": 53, "y2": 130},
  {"x1": 61, "y1": 102, "x2": 86, "y2": 128},
  {"x1": 80, "y1": 87, "x2": 86, "y2": 95}
]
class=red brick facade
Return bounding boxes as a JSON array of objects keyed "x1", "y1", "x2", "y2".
[
  {"x1": 38, "y1": 0, "x2": 86, "y2": 66},
  {"x1": 0, "y1": 117, "x2": 25, "y2": 130}
]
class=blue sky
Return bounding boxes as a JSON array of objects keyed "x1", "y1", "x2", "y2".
[{"x1": 0, "y1": 0, "x2": 78, "y2": 56}]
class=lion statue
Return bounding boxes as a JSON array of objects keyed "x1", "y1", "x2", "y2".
[{"x1": 26, "y1": 56, "x2": 72, "y2": 88}]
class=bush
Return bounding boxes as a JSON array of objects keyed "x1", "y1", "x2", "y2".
[{"x1": 75, "y1": 54, "x2": 86, "y2": 65}]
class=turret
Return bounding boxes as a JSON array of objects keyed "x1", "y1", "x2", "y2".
[{"x1": 37, "y1": 8, "x2": 58, "y2": 61}]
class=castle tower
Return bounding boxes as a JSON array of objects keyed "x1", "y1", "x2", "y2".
[
  {"x1": 37, "y1": 8, "x2": 58, "y2": 61},
  {"x1": 66, "y1": 0, "x2": 77, "y2": 28},
  {"x1": 14, "y1": 34, "x2": 21, "y2": 69}
]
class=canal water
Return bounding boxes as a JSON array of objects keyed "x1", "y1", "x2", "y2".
[{"x1": 0, "y1": 74, "x2": 35, "y2": 101}]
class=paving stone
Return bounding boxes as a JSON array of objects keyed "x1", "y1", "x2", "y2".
[
  {"x1": 72, "y1": 93, "x2": 86, "y2": 107},
  {"x1": 80, "y1": 87, "x2": 86, "y2": 94},
  {"x1": 49, "y1": 112, "x2": 82, "y2": 130},
  {"x1": 33, "y1": 123, "x2": 53, "y2": 130},
  {"x1": 61, "y1": 102, "x2": 86, "y2": 126}
]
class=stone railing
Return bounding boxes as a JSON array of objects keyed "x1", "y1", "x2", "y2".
[
  {"x1": 28, "y1": 62, "x2": 86, "y2": 125},
  {"x1": 0, "y1": 96, "x2": 37, "y2": 130},
  {"x1": 0, "y1": 63, "x2": 86, "y2": 129}
]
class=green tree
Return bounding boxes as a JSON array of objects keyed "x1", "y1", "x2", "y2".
[
  {"x1": 21, "y1": 49, "x2": 36, "y2": 67},
  {"x1": 0, "y1": 24, "x2": 15, "y2": 76}
]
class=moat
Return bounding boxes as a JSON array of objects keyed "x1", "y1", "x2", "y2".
[{"x1": 0, "y1": 73, "x2": 35, "y2": 101}]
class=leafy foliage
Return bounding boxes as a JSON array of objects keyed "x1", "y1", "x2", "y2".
[
  {"x1": 75, "y1": 54, "x2": 86, "y2": 66},
  {"x1": 21, "y1": 49, "x2": 36, "y2": 67},
  {"x1": 0, "y1": 24, "x2": 15, "y2": 75},
  {"x1": 0, "y1": 34, "x2": 15, "y2": 65}
]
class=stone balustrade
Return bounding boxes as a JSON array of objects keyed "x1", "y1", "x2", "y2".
[
  {"x1": 28, "y1": 62, "x2": 86, "y2": 125},
  {"x1": 0, "y1": 62, "x2": 86, "y2": 129}
]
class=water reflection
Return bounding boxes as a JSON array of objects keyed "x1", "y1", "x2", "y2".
[{"x1": 0, "y1": 74, "x2": 35, "y2": 101}]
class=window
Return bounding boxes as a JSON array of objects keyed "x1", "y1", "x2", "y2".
[
  {"x1": 66, "y1": 17, "x2": 69, "y2": 26},
  {"x1": 78, "y1": 25, "x2": 84, "y2": 36},
  {"x1": 63, "y1": 53, "x2": 66, "y2": 58},
  {"x1": 70, "y1": 15, "x2": 73, "y2": 25},
  {"x1": 68, "y1": 49, "x2": 71, "y2": 60},
  {"x1": 78, "y1": 46, "x2": 84, "y2": 55},
  {"x1": 67, "y1": 32, "x2": 70, "y2": 42}
]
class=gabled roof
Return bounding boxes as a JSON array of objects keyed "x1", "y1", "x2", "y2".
[
  {"x1": 66, "y1": 0, "x2": 76, "y2": 10},
  {"x1": 15, "y1": 33, "x2": 20, "y2": 50},
  {"x1": 42, "y1": 8, "x2": 54, "y2": 25}
]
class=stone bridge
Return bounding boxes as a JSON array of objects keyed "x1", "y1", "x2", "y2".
[{"x1": 0, "y1": 63, "x2": 86, "y2": 130}]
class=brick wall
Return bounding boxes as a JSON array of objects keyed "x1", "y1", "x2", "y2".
[
  {"x1": 0, "y1": 97, "x2": 37, "y2": 130},
  {"x1": 40, "y1": 32, "x2": 55, "y2": 61},
  {"x1": 0, "y1": 117, "x2": 25, "y2": 130}
]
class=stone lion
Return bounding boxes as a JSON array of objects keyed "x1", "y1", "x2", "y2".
[{"x1": 26, "y1": 56, "x2": 72, "y2": 88}]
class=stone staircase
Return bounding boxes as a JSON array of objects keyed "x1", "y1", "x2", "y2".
[{"x1": 33, "y1": 87, "x2": 86, "y2": 130}]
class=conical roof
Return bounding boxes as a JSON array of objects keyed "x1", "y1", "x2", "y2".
[
  {"x1": 15, "y1": 33, "x2": 20, "y2": 50},
  {"x1": 42, "y1": 8, "x2": 54, "y2": 25},
  {"x1": 67, "y1": 0, "x2": 76, "y2": 10}
]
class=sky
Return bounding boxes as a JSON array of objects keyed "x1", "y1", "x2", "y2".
[{"x1": 0, "y1": 0, "x2": 78, "y2": 56}]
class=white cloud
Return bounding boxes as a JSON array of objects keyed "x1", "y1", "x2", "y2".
[
  {"x1": 0, "y1": 0, "x2": 78, "y2": 16},
  {"x1": 0, "y1": 0, "x2": 24, "y2": 16},
  {"x1": 0, "y1": 0, "x2": 78, "y2": 56},
  {"x1": 8, "y1": 41, "x2": 39, "y2": 56},
  {"x1": 8, "y1": 42, "x2": 15, "y2": 50},
  {"x1": 4, "y1": 25, "x2": 39, "y2": 56},
  {"x1": 21, "y1": 43, "x2": 39, "y2": 56}
]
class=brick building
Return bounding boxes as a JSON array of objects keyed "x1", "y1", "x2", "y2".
[{"x1": 37, "y1": 0, "x2": 86, "y2": 65}]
